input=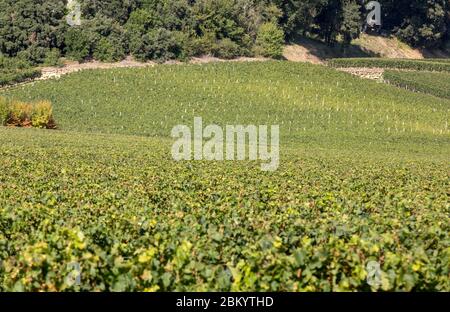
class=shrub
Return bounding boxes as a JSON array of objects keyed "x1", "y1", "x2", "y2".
[
  {"x1": 84, "y1": 16, "x2": 127, "y2": 63},
  {"x1": 212, "y1": 38, "x2": 241, "y2": 59},
  {"x1": 31, "y1": 101, "x2": 55, "y2": 128},
  {"x1": 130, "y1": 28, "x2": 182, "y2": 62},
  {"x1": 0, "y1": 97, "x2": 8, "y2": 125},
  {"x1": 255, "y1": 22, "x2": 285, "y2": 59},
  {"x1": 64, "y1": 28, "x2": 92, "y2": 62},
  {"x1": 186, "y1": 34, "x2": 247, "y2": 59},
  {"x1": 93, "y1": 38, "x2": 113, "y2": 62},
  {"x1": 16, "y1": 45, "x2": 49, "y2": 65},
  {"x1": 125, "y1": 8, "x2": 160, "y2": 35},
  {"x1": 7, "y1": 101, "x2": 32, "y2": 127},
  {"x1": 170, "y1": 31, "x2": 190, "y2": 61},
  {"x1": 0, "y1": 55, "x2": 41, "y2": 86},
  {"x1": 186, "y1": 32, "x2": 217, "y2": 57},
  {"x1": 0, "y1": 68, "x2": 41, "y2": 86},
  {"x1": 0, "y1": 54, "x2": 32, "y2": 70},
  {"x1": 43, "y1": 49, "x2": 62, "y2": 67},
  {"x1": 0, "y1": 99, "x2": 56, "y2": 129},
  {"x1": 93, "y1": 37, "x2": 125, "y2": 62}
]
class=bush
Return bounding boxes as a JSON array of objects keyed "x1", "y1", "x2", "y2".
[
  {"x1": 0, "y1": 68, "x2": 41, "y2": 86},
  {"x1": 212, "y1": 39, "x2": 241, "y2": 59},
  {"x1": 7, "y1": 101, "x2": 32, "y2": 127},
  {"x1": 0, "y1": 55, "x2": 31, "y2": 70},
  {"x1": 125, "y1": 8, "x2": 160, "y2": 35},
  {"x1": 16, "y1": 45, "x2": 49, "y2": 65},
  {"x1": 83, "y1": 16, "x2": 127, "y2": 63},
  {"x1": 14, "y1": 46, "x2": 61, "y2": 67},
  {"x1": 0, "y1": 98, "x2": 56, "y2": 129},
  {"x1": 170, "y1": 31, "x2": 190, "y2": 61},
  {"x1": 93, "y1": 37, "x2": 125, "y2": 62},
  {"x1": 187, "y1": 34, "x2": 249, "y2": 59},
  {"x1": 255, "y1": 22, "x2": 285, "y2": 59},
  {"x1": 31, "y1": 101, "x2": 55, "y2": 128},
  {"x1": 64, "y1": 28, "x2": 92, "y2": 62},
  {"x1": 130, "y1": 28, "x2": 182, "y2": 62},
  {"x1": 43, "y1": 49, "x2": 62, "y2": 67},
  {"x1": 0, "y1": 97, "x2": 8, "y2": 125},
  {"x1": 186, "y1": 32, "x2": 217, "y2": 57}
]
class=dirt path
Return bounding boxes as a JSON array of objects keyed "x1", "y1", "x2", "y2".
[
  {"x1": 0, "y1": 56, "x2": 269, "y2": 90},
  {"x1": 336, "y1": 67, "x2": 384, "y2": 81},
  {"x1": 38, "y1": 57, "x2": 156, "y2": 80},
  {"x1": 1, "y1": 54, "x2": 386, "y2": 92},
  {"x1": 40, "y1": 56, "x2": 270, "y2": 80}
]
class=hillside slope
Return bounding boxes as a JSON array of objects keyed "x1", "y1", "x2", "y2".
[
  {"x1": 0, "y1": 61, "x2": 449, "y2": 291},
  {"x1": 2, "y1": 62, "x2": 448, "y2": 150},
  {"x1": 284, "y1": 34, "x2": 450, "y2": 63}
]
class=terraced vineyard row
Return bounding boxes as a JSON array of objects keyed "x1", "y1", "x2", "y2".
[
  {"x1": 384, "y1": 70, "x2": 450, "y2": 99},
  {"x1": 329, "y1": 58, "x2": 450, "y2": 72}
]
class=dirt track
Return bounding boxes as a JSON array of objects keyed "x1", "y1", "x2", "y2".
[
  {"x1": 39, "y1": 56, "x2": 271, "y2": 80},
  {"x1": 336, "y1": 67, "x2": 384, "y2": 81},
  {"x1": 38, "y1": 57, "x2": 156, "y2": 80},
  {"x1": 0, "y1": 56, "x2": 269, "y2": 90},
  {"x1": 1, "y1": 53, "x2": 386, "y2": 92}
]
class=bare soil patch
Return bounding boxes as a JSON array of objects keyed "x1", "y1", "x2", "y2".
[
  {"x1": 336, "y1": 67, "x2": 384, "y2": 81},
  {"x1": 17, "y1": 56, "x2": 269, "y2": 86}
]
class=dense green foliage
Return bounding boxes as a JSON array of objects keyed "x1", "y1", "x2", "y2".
[
  {"x1": 255, "y1": 22, "x2": 285, "y2": 58},
  {"x1": 0, "y1": 62, "x2": 449, "y2": 291},
  {"x1": 379, "y1": 0, "x2": 449, "y2": 48},
  {"x1": 384, "y1": 70, "x2": 450, "y2": 99},
  {"x1": 0, "y1": 56, "x2": 41, "y2": 86},
  {"x1": 0, "y1": 127, "x2": 448, "y2": 292},
  {"x1": 274, "y1": 0, "x2": 449, "y2": 47},
  {"x1": 0, "y1": 0, "x2": 67, "y2": 59},
  {"x1": 0, "y1": 1, "x2": 448, "y2": 65},
  {"x1": 0, "y1": 69, "x2": 41, "y2": 87},
  {"x1": 329, "y1": 58, "x2": 450, "y2": 72}
]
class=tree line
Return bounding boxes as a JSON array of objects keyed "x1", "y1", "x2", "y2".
[{"x1": 0, "y1": 0, "x2": 448, "y2": 65}]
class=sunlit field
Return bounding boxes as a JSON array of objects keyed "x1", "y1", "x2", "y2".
[{"x1": 1, "y1": 61, "x2": 449, "y2": 291}]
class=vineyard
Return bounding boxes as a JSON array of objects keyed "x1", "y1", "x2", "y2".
[
  {"x1": 329, "y1": 58, "x2": 450, "y2": 72},
  {"x1": 384, "y1": 70, "x2": 450, "y2": 99},
  {"x1": 0, "y1": 61, "x2": 449, "y2": 291},
  {"x1": 2, "y1": 62, "x2": 448, "y2": 140}
]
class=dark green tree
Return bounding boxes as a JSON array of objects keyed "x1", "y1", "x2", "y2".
[
  {"x1": 0, "y1": 0, "x2": 66, "y2": 58},
  {"x1": 340, "y1": 0, "x2": 362, "y2": 44}
]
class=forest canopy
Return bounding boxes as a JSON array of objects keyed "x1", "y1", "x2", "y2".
[{"x1": 0, "y1": 0, "x2": 448, "y2": 64}]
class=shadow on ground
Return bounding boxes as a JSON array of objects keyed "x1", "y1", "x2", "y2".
[{"x1": 284, "y1": 35, "x2": 450, "y2": 63}]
